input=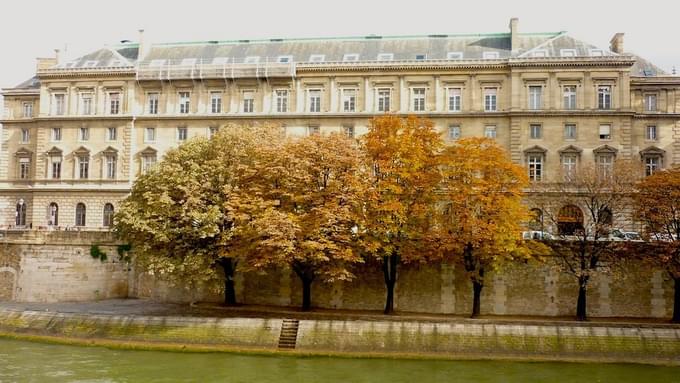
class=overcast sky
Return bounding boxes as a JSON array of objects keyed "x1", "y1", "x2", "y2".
[{"x1": 1, "y1": 0, "x2": 678, "y2": 96}]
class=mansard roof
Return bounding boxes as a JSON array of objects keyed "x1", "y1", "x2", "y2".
[{"x1": 47, "y1": 30, "x2": 633, "y2": 71}]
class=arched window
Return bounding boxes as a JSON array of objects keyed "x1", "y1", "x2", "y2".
[
  {"x1": 48, "y1": 202, "x2": 59, "y2": 226},
  {"x1": 557, "y1": 205, "x2": 584, "y2": 236},
  {"x1": 15, "y1": 200, "x2": 27, "y2": 227},
  {"x1": 103, "y1": 203, "x2": 114, "y2": 227},
  {"x1": 75, "y1": 203, "x2": 86, "y2": 227}
]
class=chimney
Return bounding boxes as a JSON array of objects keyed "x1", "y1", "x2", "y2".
[
  {"x1": 36, "y1": 57, "x2": 58, "y2": 72},
  {"x1": 54, "y1": 49, "x2": 61, "y2": 65},
  {"x1": 138, "y1": 29, "x2": 148, "y2": 61},
  {"x1": 609, "y1": 33, "x2": 624, "y2": 54},
  {"x1": 509, "y1": 17, "x2": 519, "y2": 54}
]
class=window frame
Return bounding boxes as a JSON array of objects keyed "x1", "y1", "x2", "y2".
[
  {"x1": 563, "y1": 85, "x2": 577, "y2": 109},
  {"x1": 564, "y1": 123, "x2": 577, "y2": 140},
  {"x1": 529, "y1": 124, "x2": 542, "y2": 139},
  {"x1": 447, "y1": 87, "x2": 462, "y2": 112},
  {"x1": 147, "y1": 92, "x2": 160, "y2": 114},
  {"x1": 484, "y1": 87, "x2": 498, "y2": 112},
  {"x1": 645, "y1": 125, "x2": 658, "y2": 141},
  {"x1": 107, "y1": 127, "x2": 117, "y2": 141},
  {"x1": 178, "y1": 91, "x2": 191, "y2": 114},
  {"x1": 597, "y1": 85, "x2": 612, "y2": 110},
  {"x1": 411, "y1": 87, "x2": 426, "y2": 112},
  {"x1": 242, "y1": 90, "x2": 255, "y2": 113},
  {"x1": 341, "y1": 88, "x2": 357, "y2": 112},
  {"x1": 108, "y1": 92, "x2": 121, "y2": 115},
  {"x1": 275, "y1": 89, "x2": 289, "y2": 113},
  {"x1": 308, "y1": 89, "x2": 322, "y2": 113},
  {"x1": 599, "y1": 124, "x2": 612, "y2": 140},
  {"x1": 484, "y1": 125, "x2": 497, "y2": 139},
  {"x1": 528, "y1": 85, "x2": 543, "y2": 110},
  {"x1": 177, "y1": 127, "x2": 188, "y2": 141},
  {"x1": 527, "y1": 153, "x2": 544, "y2": 182},
  {"x1": 448, "y1": 124, "x2": 461, "y2": 140},
  {"x1": 144, "y1": 127, "x2": 156, "y2": 143},
  {"x1": 377, "y1": 88, "x2": 391, "y2": 112},
  {"x1": 210, "y1": 91, "x2": 222, "y2": 114},
  {"x1": 22, "y1": 101, "x2": 33, "y2": 118}
]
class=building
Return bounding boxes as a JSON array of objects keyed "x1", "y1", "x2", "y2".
[{"x1": 1, "y1": 19, "x2": 678, "y2": 231}]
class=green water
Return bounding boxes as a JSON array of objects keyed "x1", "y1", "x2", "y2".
[{"x1": 1, "y1": 339, "x2": 679, "y2": 383}]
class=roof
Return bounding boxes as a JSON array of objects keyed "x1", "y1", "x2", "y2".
[
  {"x1": 629, "y1": 54, "x2": 667, "y2": 77},
  {"x1": 13, "y1": 76, "x2": 40, "y2": 89}
]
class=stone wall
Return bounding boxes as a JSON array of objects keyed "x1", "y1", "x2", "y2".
[
  {"x1": 0, "y1": 231, "x2": 676, "y2": 319},
  {"x1": 0, "y1": 231, "x2": 129, "y2": 302}
]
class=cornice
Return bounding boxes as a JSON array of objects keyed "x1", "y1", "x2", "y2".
[{"x1": 36, "y1": 67, "x2": 135, "y2": 80}]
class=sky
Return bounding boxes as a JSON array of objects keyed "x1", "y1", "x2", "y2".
[{"x1": 1, "y1": 0, "x2": 678, "y2": 101}]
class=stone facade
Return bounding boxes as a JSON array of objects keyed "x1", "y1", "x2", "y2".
[{"x1": 1, "y1": 19, "x2": 678, "y2": 231}]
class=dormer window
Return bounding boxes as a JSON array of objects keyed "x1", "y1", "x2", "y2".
[
  {"x1": 483, "y1": 51, "x2": 499, "y2": 59},
  {"x1": 277, "y1": 55, "x2": 293, "y2": 63},
  {"x1": 415, "y1": 54, "x2": 426, "y2": 60},
  {"x1": 309, "y1": 54, "x2": 325, "y2": 62},
  {"x1": 212, "y1": 57, "x2": 229, "y2": 65},
  {"x1": 560, "y1": 49, "x2": 577, "y2": 57},
  {"x1": 83, "y1": 60, "x2": 98, "y2": 68},
  {"x1": 343, "y1": 54, "x2": 359, "y2": 62},
  {"x1": 589, "y1": 49, "x2": 605, "y2": 57},
  {"x1": 447, "y1": 52, "x2": 463, "y2": 59},
  {"x1": 531, "y1": 50, "x2": 548, "y2": 58},
  {"x1": 377, "y1": 53, "x2": 394, "y2": 61},
  {"x1": 244, "y1": 56, "x2": 260, "y2": 64}
]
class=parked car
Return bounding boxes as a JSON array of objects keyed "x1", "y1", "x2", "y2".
[
  {"x1": 522, "y1": 231, "x2": 554, "y2": 240},
  {"x1": 609, "y1": 229, "x2": 643, "y2": 242}
]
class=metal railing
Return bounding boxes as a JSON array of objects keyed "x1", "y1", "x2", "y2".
[{"x1": 136, "y1": 58, "x2": 296, "y2": 81}]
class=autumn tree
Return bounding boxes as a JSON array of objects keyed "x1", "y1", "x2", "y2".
[
  {"x1": 438, "y1": 137, "x2": 530, "y2": 318},
  {"x1": 361, "y1": 115, "x2": 442, "y2": 314},
  {"x1": 114, "y1": 125, "x2": 281, "y2": 305},
  {"x1": 230, "y1": 133, "x2": 366, "y2": 311},
  {"x1": 634, "y1": 167, "x2": 680, "y2": 323},
  {"x1": 532, "y1": 160, "x2": 638, "y2": 320}
]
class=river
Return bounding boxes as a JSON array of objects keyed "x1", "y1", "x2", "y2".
[{"x1": 1, "y1": 339, "x2": 679, "y2": 382}]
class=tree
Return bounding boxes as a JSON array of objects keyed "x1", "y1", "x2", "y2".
[
  {"x1": 114, "y1": 125, "x2": 280, "y2": 305},
  {"x1": 634, "y1": 167, "x2": 680, "y2": 323},
  {"x1": 231, "y1": 133, "x2": 366, "y2": 311},
  {"x1": 361, "y1": 115, "x2": 442, "y2": 314},
  {"x1": 438, "y1": 137, "x2": 530, "y2": 318},
  {"x1": 532, "y1": 160, "x2": 638, "y2": 320}
]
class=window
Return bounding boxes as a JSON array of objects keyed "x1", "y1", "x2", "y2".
[
  {"x1": 599, "y1": 124, "x2": 611, "y2": 140},
  {"x1": 208, "y1": 126, "x2": 218, "y2": 139},
  {"x1": 51, "y1": 157, "x2": 62, "y2": 179},
  {"x1": 528, "y1": 86, "x2": 542, "y2": 110},
  {"x1": 597, "y1": 153, "x2": 614, "y2": 177},
  {"x1": 448, "y1": 125, "x2": 461, "y2": 140},
  {"x1": 75, "y1": 203, "x2": 86, "y2": 227},
  {"x1": 147, "y1": 93, "x2": 159, "y2": 114},
  {"x1": 142, "y1": 155, "x2": 156, "y2": 173},
  {"x1": 78, "y1": 155, "x2": 89, "y2": 179},
  {"x1": 563, "y1": 86, "x2": 577, "y2": 109},
  {"x1": 447, "y1": 88, "x2": 461, "y2": 112},
  {"x1": 79, "y1": 127, "x2": 89, "y2": 141},
  {"x1": 531, "y1": 50, "x2": 548, "y2": 58},
  {"x1": 484, "y1": 126, "x2": 497, "y2": 139},
  {"x1": 644, "y1": 156, "x2": 661, "y2": 177},
  {"x1": 244, "y1": 56, "x2": 260, "y2": 64},
  {"x1": 177, "y1": 127, "x2": 188, "y2": 141},
  {"x1": 377, "y1": 88, "x2": 390, "y2": 112},
  {"x1": 212, "y1": 57, "x2": 229, "y2": 65},
  {"x1": 105, "y1": 155, "x2": 116, "y2": 179},
  {"x1": 210, "y1": 92, "x2": 222, "y2": 113},
  {"x1": 484, "y1": 88, "x2": 497, "y2": 111},
  {"x1": 308, "y1": 125, "x2": 320, "y2": 136},
  {"x1": 22, "y1": 102, "x2": 33, "y2": 118},
  {"x1": 103, "y1": 203, "x2": 114, "y2": 227},
  {"x1": 48, "y1": 203, "x2": 59, "y2": 226},
  {"x1": 277, "y1": 55, "x2": 293, "y2": 63},
  {"x1": 343, "y1": 54, "x2": 359, "y2": 62},
  {"x1": 560, "y1": 49, "x2": 577, "y2": 57},
  {"x1": 530, "y1": 124, "x2": 542, "y2": 139},
  {"x1": 308, "y1": 89, "x2": 321, "y2": 112},
  {"x1": 528, "y1": 154, "x2": 543, "y2": 181},
  {"x1": 53, "y1": 93, "x2": 65, "y2": 115},
  {"x1": 646, "y1": 125, "x2": 657, "y2": 141},
  {"x1": 597, "y1": 85, "x2": 612, "y2": 109},
  {"x1": 107, "y1": 127, "x2": 117, "y2": 141},
  {"x1": 52, "y1": 127, "x2": 62, "y2": 141},
  {"x1": 447, "y1": 52, "x2": 463, "y2": 59},
  {"x1": 482, "y1": 51, "x2": 499, "y2": 59},
  {"x1": 377, "y1": 53, "x2": 393, "y2": 61},
  {"x1": 19, "y1": 158, "x2": 30, "y2": 179},
  {"x1": 309, "y1": 54, "x2": 325, "y2": 62},
  {"x1": 342, "y1": 89, "x2": 356, "y2": 112},
  {"x1": 21, "y1": 128, "x2": 30, "y2": 143},
  {"x1": 645, "y1": 94, "x2": 657, "y2": 112},
  {"x1": 15, "y1": 200, "x2": 27, "y2": 226},
  {"x1": 108, "y1": 92, "x2": 120, "y2": 114},
  {"x1": 412, "y1": 88, "x2": 425, "y2": 111},
  {"x1": 83, "y1": 60, "x2": 98, "y2": 68},
  {"x1": 415, "y1": 54, "x2": 426, "y2": 60},
  {"x1": 145, "y1": 127, "x2": 156, "y2": 142},
  {"x1": 178, "y1": 92, "x2": 190, "y2": 114},
  {"x1": 564, "y1": 124, "x2": 577, "y2": 140},
  {"x1": 275, "y1": 90, "x2": 288, "y2": 112},
  {"x1": 589, "y1": 49, "x2": 604, "y2": 57},
  {"x1": 80, "y1": 93, "x2": 93, "y2": 115},
  {"x1": 344, "y1": 125, "x2": 355, "y2": 138},
  {"x1": 562, "y1": 154, "x2": 577, "y2": 180},
  {"x1": 242, "y1": 91, "x2": 254, "y2": 113}
]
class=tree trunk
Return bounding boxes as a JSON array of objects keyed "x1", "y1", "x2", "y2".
[
  {"x1": 383, "y1": 254, "x2": 398, "y2": 314},
  {"x1": 471, "y1": 280, "x2": 483, "y2": 318},
  {"x1": 218, "y1": 258, "x2": 237, "y2": 306},
  {"x1": 293, "y1": 263, "x2": 315, "y2": 311},
  {"x1": 576, "y1": 276, "x2": 588, "y2": 321},
  {"x1": 673, "y1": 277, "x2": 680, "y2": 324}
]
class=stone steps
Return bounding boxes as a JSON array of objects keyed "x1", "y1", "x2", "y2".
[{"x1": 277, "y1": 318, "x2": 299, "y2": 350}]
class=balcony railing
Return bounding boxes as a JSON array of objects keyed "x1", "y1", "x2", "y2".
[{"x1": 137, "y1": 58, "x2": 295, "y2": 81}]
